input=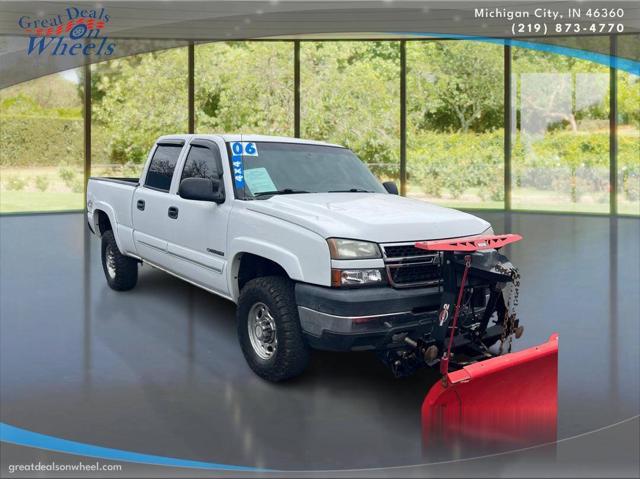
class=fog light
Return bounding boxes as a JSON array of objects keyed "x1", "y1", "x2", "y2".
[{"x1": 331, "y1": 268, "x2": 384, "y2": 287}]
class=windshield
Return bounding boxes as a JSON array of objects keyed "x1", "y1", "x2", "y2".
[{"x1": 228, "y1": 142, "x2": 386, "y2": 199}]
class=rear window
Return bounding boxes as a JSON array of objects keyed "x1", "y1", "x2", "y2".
[{"x1": 145, "y1": 144, "x2": 183, "y2": 191}]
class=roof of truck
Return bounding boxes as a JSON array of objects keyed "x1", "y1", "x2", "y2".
[{"x1": 156, "y1": 134, "x2": 344, "y2": 148}]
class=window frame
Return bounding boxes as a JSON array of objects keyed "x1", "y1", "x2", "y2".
[
  {"x1": 179, "y1": 139, "x2": 224, "y2": 185},
  {"x1": 142, "y1": 140, "x2": 185, "y2": 192}
]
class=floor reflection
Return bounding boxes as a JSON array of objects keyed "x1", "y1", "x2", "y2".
[{"x1": 0, "y1": 212, "x2": 638, "y2": 470}]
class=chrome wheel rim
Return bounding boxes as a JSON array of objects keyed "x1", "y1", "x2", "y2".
[
  {"x1": 105, "y1": 245, "x2": 117, "y2": 280},
  {"x1": 247, "y1": 302, "x2": 277, "y2": 360}
]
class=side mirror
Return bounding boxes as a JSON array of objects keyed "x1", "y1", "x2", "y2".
[
  {"x1": 179, "y1": 177, "x2": 225, "y2": 203},
  {"x1": 383, "y1": 181, "x2": 399, "y2": 195}
]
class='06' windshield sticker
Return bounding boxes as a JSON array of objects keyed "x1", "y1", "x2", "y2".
[
  {"x1": 241, "y1": 142, "x2": 258, "y2": 156},
  {"x1": 230, "y1": 142, "x2": 259, "y2": 189}
]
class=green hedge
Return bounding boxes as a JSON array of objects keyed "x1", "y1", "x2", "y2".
[
  {"x1": 0, "y1": 116, "x2": 83, "y2": 167},
  {"x1": 408, "y1": 131, "x2": 505, "y2": 201},
  {"x1": 513, "y1": 132, "x2": 638, "y2": 203},
  {"x1": 409, "y1": 130, "x2": 639, "y2": 203},
  {"x1": 2, "y1": 114, "x2": 638, "y2": 204}
]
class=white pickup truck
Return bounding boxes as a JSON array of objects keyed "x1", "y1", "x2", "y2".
[{"x1": 87, "y1": 134, "x2": 512, "y2": 382}]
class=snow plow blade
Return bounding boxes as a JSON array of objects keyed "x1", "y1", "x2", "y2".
[{"x1": 422, "y1": 334, "x2": 558, "y2": 452}]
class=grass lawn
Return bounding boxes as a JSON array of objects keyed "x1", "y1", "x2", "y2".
[
  {"x1": 2, "y1": 189, "x2": 637, "y2": 216},
  {"x1": 410, "y1": 195, "x2": 504, "y2": 210},
  {"x1": 512, "y1": 189, "x2": 611, "y2": 214},
  {"x1": 408, "y1": 184, "x2": 639, "y2": 216},
  {"x1": 1, "y1": 170, "x2": 637, "y2": 216},
  {"x1": 406, "y1": 185, "x2": 504, "y2": 209},
  {"x1": 0, "y1": 191, "x2": 83, "y2": 213},
  {"x1": 513, "y1": 189, "x2": 639, "y2": 215},
  {"x1": 618, "y1": 200, "x2": 640, "y2": 216},
  {"x1": 1, "y1": 166, "x2": 84, "y2": 213}
]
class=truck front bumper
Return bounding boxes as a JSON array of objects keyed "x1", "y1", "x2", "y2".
[{"x1": 295, "y1": 283, "x2": 443, "y2": 352}]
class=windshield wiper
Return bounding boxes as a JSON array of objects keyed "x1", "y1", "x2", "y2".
[
  {"x1": 328, "y1": 188, "x2": 374, "y2": 193},
  {"x1": 253, "y1": 188, "x2": 310, "y2": 199}
]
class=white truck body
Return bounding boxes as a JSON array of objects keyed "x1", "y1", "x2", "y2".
[
  {"x1": 87, "y1": 134, "x2": 494, "y2": 380},
  {"x1": 88, "y1": 134, "x2": 490, "y2": 299}
]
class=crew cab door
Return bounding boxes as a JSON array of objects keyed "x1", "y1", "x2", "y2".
[
  {"x1": 132, "y1": 140, "x2": 185, "y2": 267},
  {"x1": 165, "y1": 139, "x2": 232, "y2": 295}
]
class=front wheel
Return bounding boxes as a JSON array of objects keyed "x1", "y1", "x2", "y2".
[
  {"x1": 237, "y1": 276, "x2": 309, "y2": 381},
  {"x1": 101, "y1": 230, "x2": 138, "y2": 291}
]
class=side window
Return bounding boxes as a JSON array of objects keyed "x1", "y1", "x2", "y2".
[
  {"x1": 145, "y1": 144, "x2": 183, "y2": 191},
  {"x1": 180, "y1": 144, "x2": 222, "y2": 182}
]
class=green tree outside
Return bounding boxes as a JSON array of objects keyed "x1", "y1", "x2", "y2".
[{"x1": 1, "y1": 40, "x2": 638, "y2": 215}]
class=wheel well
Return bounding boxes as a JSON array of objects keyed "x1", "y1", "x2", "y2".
[
  {"x1": 95, "y1": 210, "x2": 112, "y2": 235},
  {"x1": 237, "y1": 253, "x2": 288, "y2": 292}
]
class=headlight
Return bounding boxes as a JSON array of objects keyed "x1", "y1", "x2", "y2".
[
  {"x1": 481, "y1": 226, "x2": 494, "y2": 236},
  {"x1": 331, "y1": 268, "x2": 385, "y2": 287},
  {"x1": 327, "y1": 238, "x2": 381, "y2": 260}
]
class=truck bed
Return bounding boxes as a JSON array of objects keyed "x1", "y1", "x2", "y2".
[
  {"x1": 87, "y1": 176, "x2": 140, "y2": 231},
  {"x1": 89, "y1": 176, "x2": 140, "y2": 186}
]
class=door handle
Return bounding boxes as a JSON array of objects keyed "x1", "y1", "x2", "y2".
[
  {"x1": 168, "y1": 206, "x2": 179, "y2": 219},
  {"x1": 137, "y1": 199, "x2": 145, "y2": 211}
]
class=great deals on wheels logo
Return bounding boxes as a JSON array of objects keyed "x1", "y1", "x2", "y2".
[{"x1": 19, "y1": 7, "x2": 115, "y2": 56}]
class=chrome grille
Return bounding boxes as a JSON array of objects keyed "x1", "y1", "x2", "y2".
[
  {"x1": 382, "y1": 244, "x2": 433, "y2": 260},
  {"x1": 382, "y1": 243, "x2": 442, "y2": 288}
]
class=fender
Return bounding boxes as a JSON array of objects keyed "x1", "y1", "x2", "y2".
[
  {"x1": 91, "y1": 202, "x2": 127, "y2": 254},
  {"x1": 228, "y1": 237, "x2": 306, "y2": 301}
]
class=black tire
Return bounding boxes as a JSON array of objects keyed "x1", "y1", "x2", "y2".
[
  {"x1": 237, "y1": 276, "x2": 310, "y2": 382},
  {"x1": 101, "y1": 230, "x2": 138, "y2": 291}
]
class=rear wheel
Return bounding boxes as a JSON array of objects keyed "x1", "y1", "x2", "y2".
[
  {"x1": 101, "y1": 230, "x2": 138, "y2": 291},
  {"x1": 237, "y1": 276, "x2": 309, "y2": 381}
]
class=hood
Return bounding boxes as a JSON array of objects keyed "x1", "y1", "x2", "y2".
[{"x1": 246, "y1": 193, "x2": 490, "y2": 243}]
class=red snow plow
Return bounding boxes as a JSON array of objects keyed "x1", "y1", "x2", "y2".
[{"x1": 415, "y1": 234, "x2": 559, "y2": 451}]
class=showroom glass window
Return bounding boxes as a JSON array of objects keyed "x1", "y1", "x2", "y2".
[
  {"x1": 300, "y1": 41, "x2": 401, "y2": 183},
  {"x1": 406, "y1": 41, "x2": 504, "y2": 209},
  {"x1": 145, "y1": 145, "x2": 183, "y2": 191},
  {"x1": 0, "y1": 68, "x2": 85, "y2": 213},
  {"x1": 91, "y1": 46, "x2": 188, "y2": 179},
  {"x1": 195, "y1": 42, "x2": 294, "y2": 136},
  {"x1": 511, "y1": 40, "x2": 611, "y2": 213},
  {"x1": 181, "y1": 145, "x2": 222, "y2": 181},
  {"x1": 616, "y1": 34, "x2": 639, "y2": 217}
]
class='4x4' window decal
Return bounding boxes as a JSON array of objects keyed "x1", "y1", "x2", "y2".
[{"x1": 230, "y1": 142, "x2": 258, "y2": 190}]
